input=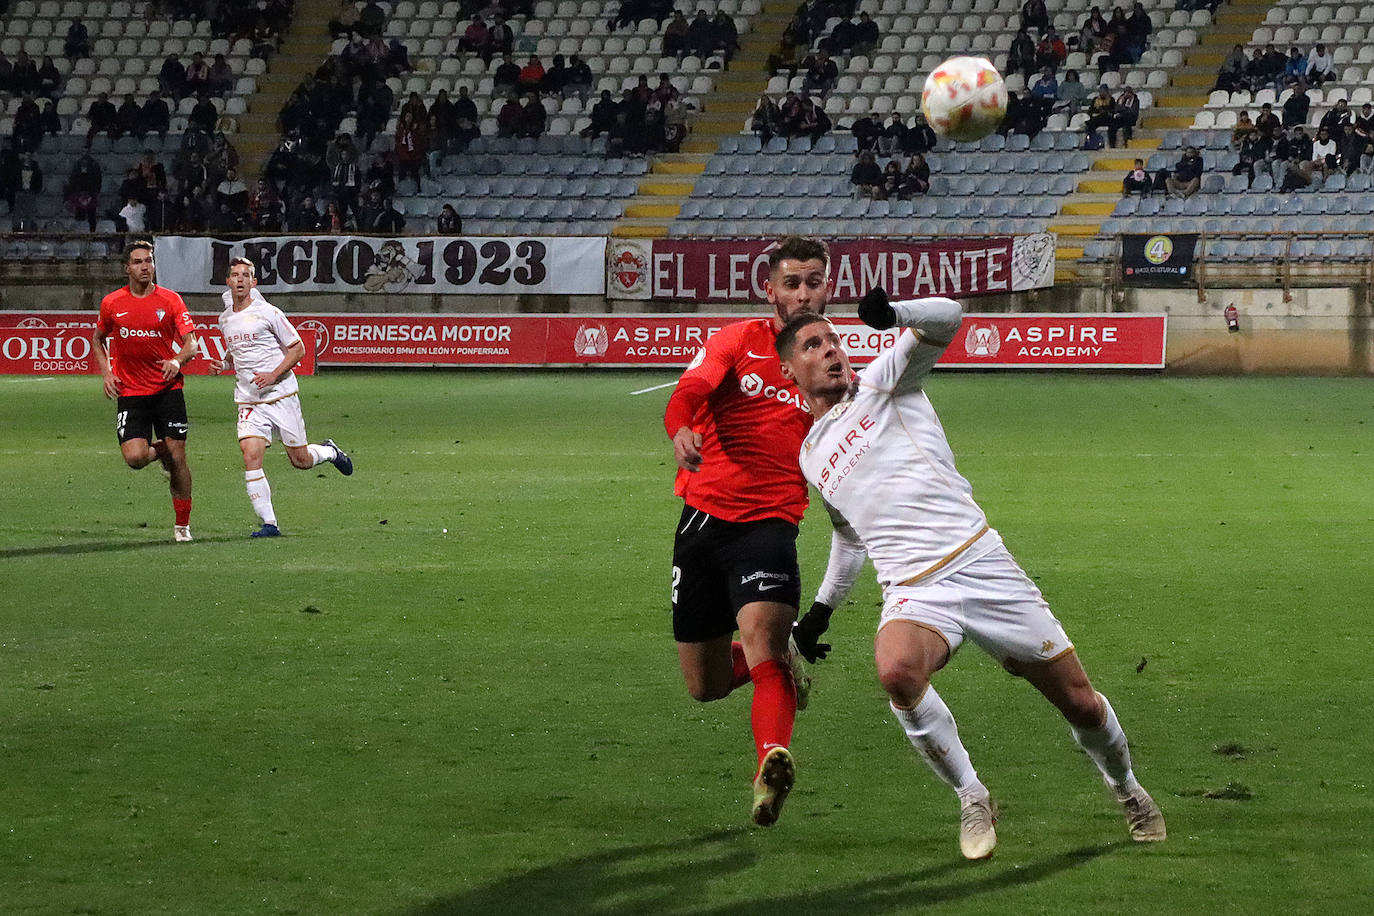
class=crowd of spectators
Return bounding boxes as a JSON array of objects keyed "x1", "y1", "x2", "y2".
[
  {"x1": 1215, "y1": 43, "x2": 1338, "y2": 95},
  {"x1": 659, "y1": 10, "x2": 740, "y2": 63},
  {"x1": 750, "y1": 90, "x2": 833, "y2": 146},
  {"x1": 849, "y1": 149, "x2": 931, "y2": 199},
  {"x1": 582, "y1": 73, "x2": 689, "y2": 155},
  {"x1": 1007, "y1": 1, "x2": 1153, "y2": 80}
]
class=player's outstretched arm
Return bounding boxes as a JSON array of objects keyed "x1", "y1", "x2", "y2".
[{"x1": 858, "y1": 286, "x2": 897, "y2": 330}]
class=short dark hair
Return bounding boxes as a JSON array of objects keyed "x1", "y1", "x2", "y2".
[
  {"x1": 124, "y1": 240, "x2": 154, "y2": 263},
  {"x1": 774, "y1": 311, "x2": 833, "y2": 360},
  {"x1": 228, "y1": 256, "x2": 256, "y2": 276},
  {"x1": 768, "y1": 236, "x2": 830, "y2": 273}
]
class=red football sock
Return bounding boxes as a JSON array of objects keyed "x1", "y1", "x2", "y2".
[
  {"x1": 730, "y1": 641, "x2": 752, "y2": 691},
  {"x1": 749, "y1": 659, "x2": 797, "y2": 766},
  {"x1": 173, "y1": 498, "x2": 192, "y2": 527}
]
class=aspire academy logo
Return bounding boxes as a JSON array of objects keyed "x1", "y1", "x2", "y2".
[
  {"x1": 572, "y1": 323, "x2": 609, "y2": 357},
  {"x1": 963, "y1": 323, "x2": 1002, "y2": 357}
]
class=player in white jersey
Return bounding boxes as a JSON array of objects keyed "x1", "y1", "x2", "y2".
[
  {"x1": 776, "y1": 290, "x2": 1165, "y2": 860},
  {"x1": 209, "y1": 257, "x2": 353, "y2": 537}
]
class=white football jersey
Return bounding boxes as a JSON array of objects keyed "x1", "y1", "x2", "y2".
[
  {"x1": 800, "y1": 297, "x2": 1002, "y2": 595},
  {"x1": 218, "y1": 289, "x2": 303, "y2": 404}
]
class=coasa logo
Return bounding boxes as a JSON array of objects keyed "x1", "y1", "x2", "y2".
[
  {"x1": 739, "y1": 372, "x2": 807, "y2": 411},
  {"x1": 572, "y1": 323, "x2": 609, "y2": 357},
  {"x1": 963, "y1": 323, "x2": 1001, "y2": 357},
  {"x1": 119, "y1": 327, "x2": 160, "y2": 338}
]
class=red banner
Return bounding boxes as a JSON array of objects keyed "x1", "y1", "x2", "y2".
[
  {"x1": 1, "y1": 312, "x2": 1165, "y2": 369},
  {"x1": 0, "y1": 324, "x2": 315, "y2": 375},
  {"x1": 610, "y1": 235, "x2": 1058, "y2": 303}
]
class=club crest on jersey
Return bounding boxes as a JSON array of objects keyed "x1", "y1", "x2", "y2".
[{"x1": 155, "y1": 309, "x2": 165, "y2": 322}]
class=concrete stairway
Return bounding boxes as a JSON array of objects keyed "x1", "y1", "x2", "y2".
[
  {"x1": 1051, "y1": 0, "x2": 1275, "y2": 275},
  {"x1": 232, "y1": 0, "x2": 338, "y2": 184},
  {"x1": 613, "y1": 0, "x2": 794, "y2": 238}
]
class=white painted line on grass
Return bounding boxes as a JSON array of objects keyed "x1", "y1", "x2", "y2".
[{"x1": 630, "y1": 380, "x2": 678, "y2": 396}]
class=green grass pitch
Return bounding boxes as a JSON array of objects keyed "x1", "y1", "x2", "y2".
[{"x1": 2, "y1": 370, "x2": 1372, "y2": 915}]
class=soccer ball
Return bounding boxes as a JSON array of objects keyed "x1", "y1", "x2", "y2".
[{"x1": 920, "y1": 56, "x2": 1009, "y2": 143}]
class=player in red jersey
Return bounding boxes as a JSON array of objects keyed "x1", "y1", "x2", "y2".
[
  {"x1": 91, "y1": 241, "x2": 200, "y2": 542},
  {"x1": 663, "y1": 235, "x2": 831, "y2": 826}
]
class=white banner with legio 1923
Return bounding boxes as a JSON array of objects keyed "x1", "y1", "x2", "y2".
[{"x1": 153, "y1": 235, "x2": 608, "y2": 295}]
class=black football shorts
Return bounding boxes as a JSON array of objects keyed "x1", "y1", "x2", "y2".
[
  {"x1": 671, "y1": 503, "x2": 801, "y2": 643},
  {"x1": 116, "y1": 388, "x2": 189, "y2": 444}
]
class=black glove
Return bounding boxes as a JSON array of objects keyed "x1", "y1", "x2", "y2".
[
  {"x1": 858, "y1": 286, "x2": 896, "y2": 330},
  {"x1": 792, "y1": 601, "x2": 834, "y2": 663}
]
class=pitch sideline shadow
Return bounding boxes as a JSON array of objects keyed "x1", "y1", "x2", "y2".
[
  {"x1": 1, "y1": 535, "x2": 250, "y2": 558},
  {"x1": 394, "y1": 829, "x2": 1117, "y2": 916}
]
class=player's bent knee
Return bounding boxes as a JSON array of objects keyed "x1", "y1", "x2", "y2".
[
  {"x1": 1058, "y1": 685, "x2": 1105, "y2": 729},
  {"x1": 875, "y1": 655, "x2": 930, "y2": 705}
]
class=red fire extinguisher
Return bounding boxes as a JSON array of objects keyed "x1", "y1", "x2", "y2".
[{"x1": 1224, "y1": 305, "x2": 1240, "y2": 333}]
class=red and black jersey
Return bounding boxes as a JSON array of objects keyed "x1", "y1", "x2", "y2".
[
  {"x1": 97, "y1": 285, "x2": 194, "y2": 396},
  {"x1": 663, "y1": 318, "x2": 813, "y2": 524}
]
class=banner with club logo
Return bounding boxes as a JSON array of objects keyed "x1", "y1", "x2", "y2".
[
  {"x1": 607, "y1": 235, "x2": 1058, "y2": 302},
  {"x1": 1121, "y1": 233, "x2": 1198, "y2": 286},
  {"x1": 3, "y1": 312, "x2": 1165, "y2": 370},
  {"x1": 153, "y1": 235, "x2": 607, "y2": 295}
]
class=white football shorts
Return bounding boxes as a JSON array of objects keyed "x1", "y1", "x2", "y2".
[
  {"x1": 879, "y1": 543, "x2": 1074, "y2": 669},
  {"x1": 236, "y1": 395, "x2": 308, "y2": 448}
]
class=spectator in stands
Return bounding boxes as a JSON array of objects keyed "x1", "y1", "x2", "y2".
[
  {"x1": 1122, "y1": 157, "x2": 1151, "y2": 196},
  {"x1": 1240, "y1": 47, "x2": 1269, "y2": 93},
  {"x1": 1305, "y1": 43, "x2": 1334, "y2": 86},
  {"x1": 519, "y1": 93, "x2": 548, "y2": 139},
  {"x1": 903, "y1": 113, "x2": 937, "y2": 154},
  {"x1": 428, "y1": 88, "x2": 458, "y2": 166},
  {"x1": 1319, "y1": 98, "x2": 1353, "y2": 136},
  {"x1": 1336, "y1": 123, "x2": 1363, "y2": 176},
  {"x1": 663, "y1": 11, "x2": 690, "y2": 58},
  {"x1": 329, "y1": 146, "x2": 361, "y2": 218},
  {"x1": 453, "y1": 85, "x2": 481, "y2": 150},
  {"x1": 1280, "y1": 47, "x2": 1306, "y2": 88},
  {"x1": 686, "y1": 11, "x2": 715, "y2": 59},
  {"x1": 1057, "y1": 68, "x2": 1090, "y2": 113},
  {"x1": 13, "y1": 93, "x2": 42, "y2": 151},
  {"x1": 36, "y1": 55, "x2": 60, "y2": 99},
  {"x1": 1029, "y1": 67, "x2": 1059, "y2": 117},
  {"x1": 1229, "y1": 110, "x2": 1254, "y2": 149},
  {"x1": 209, "y1": 53, "x2": 234, "y2": 97},
  {"x1": 10, "y1": 51, "x2": 39, "y2": 94},
  {"x1": 877, "y1": 112, "x2": 907, "y2": 156},
  {"x1": 752, "y1": 94, "x2": 782, "y2": 144},
  {"x1": 323, "y1": 200, "x2": 351, "y2": 231},
  {"x1": 1079, "y1": 7, "x2": 1109, "y2": 55},
  {"x1": 116, "y1": 93, "x2": 143, "y2": 137},
  {"x1": 565, "y1": 54, "x2": 593, "y2": 101},
  {"x1": 853, "y1": 13, "x2": 880, "y2": 55},
  {"x1": 663, "y1": 96, "x2": 689, "y2": 152},
  {"x1": 711, "y1": 11, "x2": 740, "y2": 63},
  {"x1": 606, "y1": 109, "x2": 637, "y2": 158},
  {"x1": 494, "y1": 52, "x2": 521, "y2": 97},
  {"x1": 210, "y1": 201, "x2": 245, "y2": 233},
  {"x1": 584, "y1": 89, "x2": 619, "y2": 138},
  {"x1": 0, "y1": 145, "x2": 16, "y2": 217},
  {"x1": 11, "y1": 152, "x2": 42, "y2": 231},
  {"x1": 64, "y1": 152, "x2": 102, "y2": 231},
  {"x1": 1259, "y1": 44, "x2": 1286, "y2": 87},
  {"x1": 900, "y1": 153, "x2": 930, "y2": 197},
  {"x1": 1233, "y1": 128, "x2": 1271, "y2": 187},
  {"x1": 117, "y1": 193, "x2": 147, "y2": 234},
  {"x1": 287, "y1": 196, "x2": 322, "y2": 232},
  {"x1": 190, "y1": 93, "x2": 220, "y2": 134},
  {"x1": 1083, "y1": 85, "x2": 1115, "y2": 143},
  {"x1": 365, "y1": 157, "x2": 396, "y2": 201},
  {"x1": 1108, "y1": 86, "x2": 1140, "y2": 147},
  {"x1": 216, "y1": 167, "x2": 249, "y2": 213},
  {"x1": 252, "y1": 19, "x2": 280, "y2": 60},
  {"x1": 1282, "y1": 84, "x2": 1310, "y2": 129},
  {"x1": 1273, "y1": 125, "x2": 1313, "y2": 190},
  {"x1": 64, "y1": 19, "x2": 91, "y2": 60},
  {"x1": 1007, "y1": 29, "x2": 1037, "y2": 80},
  {"x1": 249, "y1": 179, "x2": 285, "y2": 231},
  {"x1": 1256, "y1": 101, "x2": 1281, "y2": 140},
  {"x1": 1035, "y1": 30, "x2": 1067, "y2": 71},
  {"x1": 801, "y1": 49, "x2": 838, "y2": 99},
  {"x1": 1020, "y1": 0, "x2": 1049, "y2": 33},
  {"x1": 86, "y1": 92, "x2": 119, "y2": 145},
  {"x1": 851, "y1": 111, "x2": 881, "y2": 152},
  {"x1": 329, "y1": 0, "x2": 360, "y2": 38},
  {"x1": 459, "y1": 14, "x2": 491, "y2": 59},
  {"x1": 542, "y1": 54, "x2": 570, "y2": 97},
  {"x1": 851, "y1": 149, "x2": 884, "y2": 198},
  {"x1": 1310, "y1": 126, "x2": 1337, "y2": 182},
  {"x1": 489, "y1": 16, "x2": 515, "y2": 58},
  {"x1": 496, "y1": 95, "x2": 523, "y2": 138},
  {"x1": 186, "y1": 52, "x2": 211, "y2": 97},
  {"x1": 1214, "y1": 44, "x2": 1245, "y2": 93},
  {"x1": 1165, "y1": 146, "x2": 1203, "y2": 198},
  {"x1": 358, "y1": 0, "x2": 387, "y2": 38},
  {"x1": 881, "y1": 160, "x2": 903, "y2": 199},
  {"x1": 142, "y1": 90, "x2": 172, "y2": 137},
  {"x1": 356, "y1": 80, "x2": 393, "y2": 149},
  {"x1": 1124, "y1": 2, "x2": 1152, "y2": 60},
  {"x1": 519, "y1": 56, "x2": 546, "y2": 92},
  {"x1": 135, "y1": 152, "x2": 167, "y2": 205},
  {"x1": 437, "y1": 202, "x2": 462, "y2": 234},
  {"x1": 798, "y1": 95, "x2": 830, "y2": 145},
  {"x1": 394, "y1": 110, "x2": 429, "y2": 185}
]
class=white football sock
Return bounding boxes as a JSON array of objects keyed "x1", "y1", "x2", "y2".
[
  {"x1": 891, "y1": 688, "x2": 987, "y2": 803},
  {"x1": 305, "y1": 443, "x2": 336, "y2": 467},
  {"x1": 1070, "y1": 692, "x2": 1138, "y2": 794},
  {"x1": 245, "y1": 470, "x2": 276, "y2": 526}
]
